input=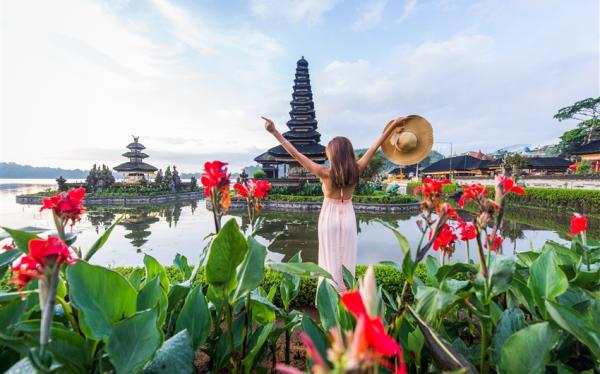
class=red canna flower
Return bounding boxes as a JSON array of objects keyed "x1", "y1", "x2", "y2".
[
  {"x1": 41, "y1": 187, "x2": 86, "y2": 226},
  {"x1": 568, "y1": 163, "x2": 578, "y2": 171},
  {"x1": 11, "y1": 255, "x2": 42, "y2": 291},
  {"x1": 485, "y1": 234, "x2": 503, "y2": 253},
  {"x1": 570, "y1": 213, "x2": 588, "y2": 236},
  {"x1": 201, "y1": 161, "x2": 230, "y2": 198},
  {"x1": 341, "y1": 290, "x2": 406, "y2": 374},
  {"x1": 28, "y1": 237, "x2": 76, "y2": 266},
  {"x1": 498, "y1": 176, "x2": 525, "y2": 196},
  {"x1": 440, "y1": 203, "x2": 458, "y2": 220},
  {"x1": 2, "y1": 242, "x2": 15, "y2": 251},
  {"x1": 458, "y1": 183, "x2": 488, "y2": 208},
  {"x1": 432, "y1": 224, "x2": 457, "y2": 252},
  {"x1": 457, "y1": 220, "x2": 477, "y2": 241},
  {"x1": 414, "y1": 178, "x2": 450, "y2": 199}
]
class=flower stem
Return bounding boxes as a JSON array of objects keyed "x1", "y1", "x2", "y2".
[
  {"x1": 40, "y1": 263, "x2": 61, "y2": 356},
  {"x1": 479, "y1": 317, "x2": 491, "y2": 374}
]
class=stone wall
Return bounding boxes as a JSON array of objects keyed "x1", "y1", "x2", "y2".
[
  {"x1": 454, "y1": 176, "x2": 600, "y2": 190},
  {"x1": 16, "y1": 191, "x2": 202, "y2": 206},
  {"x1": 209, "y1": 200, "x2": 421, "y2": 213}
]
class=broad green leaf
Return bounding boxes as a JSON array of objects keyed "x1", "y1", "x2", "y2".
[
  {"x1": 545, "y1": 300, "x2": 600, "y2": 358},
  {"x1": 0, "y1": 250, "x2": 21, "y2": 273},
  {"x1": 0, "y1": 298, "x2": 26, "y2": 333},
  {"x1": 377, "y1": 220, "x2": 416, "y2": 278},
  {"x1": 407, "y1": 306, "x2": 477, "y2": 373},
  {"x1": 232, "y1": 237, "x2": 266, "y2": 302},
  {"x1": 66, "y1": 261, "x2": 137, "y2": 340},
  {"x1": 241, "y1": 322, "x2": 273, "y2": 374},
  {"x1": 173, "y1": 253, "x2": 192, "y2": 279},
  {"x1": 0, "y1": 291, "x2": 35, "y2": 304},
  {"x1": 570, "y1": 262, "x2": 599, "y2": 288},
  {"x1": 528, "y1": 249, "x2": 568, "y2": 317},
  {"x1": 415, "y1": 285, "x2": 460, "y2": 322},
  {"x1": 251, "y1": 297, "x2": 276, "y2": 324},
  {"x1": 143, "y1": 330, "x2": 194, "y2": 374},
  {"x1": 316, "y1": 281, "x2": 339, "y2": 331},
  {"x1": 83, "y1": 214, "x2": 123, "y2": 261},
  {"x1": 499, "y1": 322, "x2": 558, "y2": 374},
  {"x1": 342, "y1": 265, "x2": 355, "y2": 290},
  {"x1": 424, "y1": 256, "x2": 440, "y2": 287},
  {"x1": 440, "y1": 279, "x2": 470, "y2": 294},
  {"x1": 408, "y1": 327, "x2": 425, "y2": 366},
  {"x1": 436, "y1": 262, "x2": 473, "y2": 283},
  {"x1": 543, "y1": 240, "x2": 578, "y2": 269},
  {"x1": 508, "y1": 272, "x2": 537, "y2": 317},
  {"x1": 516, "y1": 251, "x2": 539, "y2": 267},
  {"x1": 280, "y1": 252, "x2": 302, "y2": 311},
  {"x1": 205, "y1": 219, "x2": 248, "y2": 288},
  {"x1": 128, "y1": 268, "x2": 145, "y2": 290},
  {"x1": 249, "y1": 292, "x2": 282, "y2": 315},
  {"x1": 301, "y1": 315, "x2": 331, "y2": 368},
  {"x1": 266, "y1": 261, "x2": 332, "y2": 280},
  {"x1": 175, "y1": 285, "x2": 210, "y2": 350},
  {"x1": 107, "y1": 309, "x2": 162, "y2": 374},
  {"x1": 487, "y1": 255, "x2": 515, "y2": 297},
  {"x1": 1, "y1": 227, "x2": 39, "y2": 254},
  {"x1": 167, "y1": 284, "x2": 190, "y2": 314},
  {"x1": 144, "y1": 255, "x2": 169, "y2": 291},
  {"x1": 137, "y1": 277, "x2": 168, "y2": 327},
  {"x1": 492, "y1": 308, "x2": 526, "y2": 363}
]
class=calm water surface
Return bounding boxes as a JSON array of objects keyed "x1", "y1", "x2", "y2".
[{"x1": 0, "y1": 179, "x2": 586, "y2": 266}]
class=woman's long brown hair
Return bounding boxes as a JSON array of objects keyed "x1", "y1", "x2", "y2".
[{"x1": 327, "y1": 136, "x2": 359, "y2": 188}]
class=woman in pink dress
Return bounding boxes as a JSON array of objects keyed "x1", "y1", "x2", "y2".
[{"x1": 262, "y1": 116, "x2": 406, "y2": 292}]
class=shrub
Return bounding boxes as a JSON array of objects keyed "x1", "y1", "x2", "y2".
[{"x1": 253, "y1": 169, "x2": 267, "y2": 179}]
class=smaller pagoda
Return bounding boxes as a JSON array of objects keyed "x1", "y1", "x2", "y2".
[{"x1": 114, "y1": 136, "x2": 158, "y2": 184}]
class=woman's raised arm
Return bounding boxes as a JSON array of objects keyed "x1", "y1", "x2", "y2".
[
  {"x1": 356, "y1": 117, "x2": 406, "y2": 173},
  {"x1": 262, "y1": 116, "x2": 328, "y2": 178}
]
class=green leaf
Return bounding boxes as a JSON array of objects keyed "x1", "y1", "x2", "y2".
[
  {"x1": 144, "y1": 255, "x2": 169, "y2": 291},
  {"x1": 316, "y1": 281, "x2": 339, "y2": 331},
  {"x1": 66, "y1": 261, "x2": 137, "y2": 340},
  {"x1": 377, "y1": 220, "x2": 416, "y2": 278},
  {"x1": 487, "y1": 255, "x2": 515, "y2": 297},
  {"x1": 280, "y1": 252, "x2": 302, "y2": 311},
  {"x1": 173, "y1": 253, "x2": 192, "y2": 279},
  {"x1": 0, "y1": 250, "x2": 21, "y2": 274},
  {"x1": 232, "y1": 237, "x2": 266, "y2": 302},
  {"x1": 107, "y1": 309, "x2": 163, "y2": 374},
  {"x1": 301, "y1": 315, "x2": 331, "y2": 368},
  {"x1": 407, "y1": 306, "x2": 477, "y2": 373},
  {"x1": 267, "y1": 261, "x2": 332, "y2": 280},
  {"x1": 424, "y1": 255, "x2": 440, "y2": 287},
  {"x1": 545, "y1": 300, "x2": 600, "y2": 358},
  {"x1": 527, "y1": 249, "x2": 568, "y2": 317},
  {"x1": 1, "y1": 227, "x2": 39, "y2": 254},
  {"x1": 175, "y1": 285, "x2": 210, "y2": 350},
  {"x1": 499, "y1": 322, "x2": 558, "y2": 374},
  {"x1": 249, "y1": 292, "x2": 282, "y2": 315},
  {"x1": 570, "y1": 262, "x2": 599, "y2": 288},
  {"x1": 0, "y1": 291, "x2": 35, "y2": 304},
  {"x1": 83, "y1": 214, "x2": 123, "y2": 261},
  {"x1": 128, "y1": 268, "x2": 145, "y2": 290},
  {"x1": 517, "y1": 251, "x2": 540, "y2": 267},
  {"x1": 137, "y1": 277, "x2": 168, "y2": 327},
  {"x1": 492, "y1": 308, "x2": 526, "y2": 363},
  {"x1": 0, "y1": 298, "x2": 26, "y2": 333},
  {"x1": 414, "y1": 285, "x2": 460, "y2": 323},
  {"x1": 436, "y1": 262, "x2": 473, "y2": 283},
  {"x1": 205, "y1": 219, "x2": 248, "y2": 288},
  {"x1": 241, "y1": 322, "x2": 273, "y2": 374},
  {"x1": 143, "y1": 330, "x2": 194, "y2": 374},
  {"x1": 342, "y1": 265, "x2": 355, "y2": 290}
]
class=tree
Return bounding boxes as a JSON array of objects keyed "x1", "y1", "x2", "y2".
[
  {"x1": 505, "y1": 153, "x2": 528, "y2": 182},
  {"x1": 155, "y1": 169, "x2": 163, "y2": 186},
  {"x1": 86, "y1": 164, "x2": 98, "y2": 192},
  {"x1": 172, "y1": 166, "x2": 181, "y2": 190},
  {"x1": 357, "y1": 151, "x2": 385, "y2": 183},
  {"x1": 555, "y1": 97, "x2": 600, "y2": 155},
  {"x1": 253, "y1": 169, "x2": 267, "y2": 179},
  {"x1": 99, "y1": 164, "x2": 115, "y2": 188},
  {"x1": 190, "y1": 175, "x2": 197, "y2": 191},
  {"x1": 163, "y1": 166, "x2": 174, "y2": 191},
  {"x1": 56, "y1": 176, "x2": 67, "y2": 191},
  {"x1": 575, "y1": 159, "x2": 593, "y2": 175}
]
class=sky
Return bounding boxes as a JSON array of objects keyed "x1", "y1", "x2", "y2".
[{"x1": 1, "y1": 0, "x2": 598, "y2": 173}]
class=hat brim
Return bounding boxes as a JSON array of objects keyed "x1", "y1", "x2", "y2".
[{"x1": 381, "y1": 115, "x2": 433, "y2": 165}]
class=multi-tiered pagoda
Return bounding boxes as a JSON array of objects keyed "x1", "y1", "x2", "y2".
[
  {"x1": 255, "y1": 57, "x2": 326, "y2": 178},
  {"x1": 114, "y1": 136, "x2": 158, "y2": 184}
]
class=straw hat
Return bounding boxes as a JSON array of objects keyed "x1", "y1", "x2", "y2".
[{"x1": 381, "y1": 115, "x2": 433, "y2": 165}]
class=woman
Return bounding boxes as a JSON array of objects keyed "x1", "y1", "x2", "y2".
[{"x1": 262, "y1": 116, "x2": 406, "y2": 292}]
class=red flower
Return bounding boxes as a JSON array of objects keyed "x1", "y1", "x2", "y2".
[
  {"x1": 440, "y1": 203, "x2": 458, "y2": 220},
  {"x1": 457, "y1": 220, "x2": 477, "y2": 241},
  {"x1": 10, "y1": 237, "x2": 76, "y2": 291},
  {"x1": 253, "y1": 180, "x2": 272, "y2": 198},
  {"x1": 432, "y1": 224, "x2": 457, "y2": 252},
  {"x1": 28, "y1": 237, "x2": 76, "y2": 266},
  {"x1": 568, "y1": 163, "x2": 578, "y2": 171},
  {"x1": 41, "y1": 187, "x2": 86, "y2": 226},
  {"x1": 11, "y1": 255, "x2": 42, "y2": 291},
  {"x1": 414, "y1": 178, "x2": 450, "y2": 199},
  {"x1": 570, "y1": 213, "x2": 588, "y2": 236},
  {"x1": 2, "y1": 242, "x2": 15, "y2": 251},
  {"x1": 458, "y1": 183, "x2": 488, "y2": 208},
  {"x1": 201, "y1": 161, "x2": 230, "y2": 197},
  {"x1": 498, "y1": 176, "x2": 525, "y2": 196},
  {"x1": 341, "y1": 290, "x2": 406, "y2": 374},
  {"x1": 485, "y1": 234, "x2": 503, "y2": 253}
]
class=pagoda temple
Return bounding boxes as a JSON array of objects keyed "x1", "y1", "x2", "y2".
[
  {"x1": 255, "y1": 57, "x2": 326, "y2": 178},
  {"x1": 114, "y1": 136, "x2": 158, "y2": 184}
]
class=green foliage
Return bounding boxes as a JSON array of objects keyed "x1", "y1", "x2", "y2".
[
  {"x1": 554, "y1": 97, "x2": 600, "y2": 156},
  {"x1": 253, "y1": 169, "x2": 267, "y2": 179},
  {"x1": 500, "y1": 186, "x2": 600, "y2": 213},
  {"x1": 575, "y1": 159, "x2": 593, "y2": 175},
  {"x1": 357, "y1": 151, "x2": 386, "y2": 183},
  {"x1": 407, "y1": 182, "x2": 458, "y2": 195},
  {"x1": 55, "y1": 176, "x2": 67, "y2": 191}
]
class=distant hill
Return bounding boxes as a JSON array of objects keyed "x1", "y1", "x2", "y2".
[{"x1": 0, "y1": 162, "x2": 88, "y2": 179}]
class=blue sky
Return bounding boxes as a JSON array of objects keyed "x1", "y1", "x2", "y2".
[{"x1": 1, "y1": 0, "x2": 598, "y2": 173}]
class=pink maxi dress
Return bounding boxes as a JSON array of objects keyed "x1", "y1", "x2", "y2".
[{"x1": 318, "y1": 187, "x2": 357, "y2": 292}]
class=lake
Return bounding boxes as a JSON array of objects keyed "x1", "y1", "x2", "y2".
[{"x1": 0, "y1": 179, "x2": 586, "y2": 267}]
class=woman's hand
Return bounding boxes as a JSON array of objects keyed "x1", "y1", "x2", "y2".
[
  {"x1": 391, "y1": 116, "x2": 408, "y2": 128},
  {"x1": 261, "y1": 116, "x2": 276, "y2": 134}
]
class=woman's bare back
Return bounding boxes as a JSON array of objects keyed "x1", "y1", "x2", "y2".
[{"x1": 320, "y1": 171, "x2": 356, "y2": 200}]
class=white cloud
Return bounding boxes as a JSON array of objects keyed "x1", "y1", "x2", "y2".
[
  {"x1": 249, "y1": 0, "x2": 338, "y2": 24},
  {"x1": 396, "y1": 0, "x2": 418, "y2": 23},
  {"x1": 353, "y1": 0, "x2": 388, "y2": 31}
]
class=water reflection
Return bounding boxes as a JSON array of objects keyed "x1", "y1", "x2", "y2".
[{"x1": 1, "y1": 180, "x2": 595, "y2": 266}]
